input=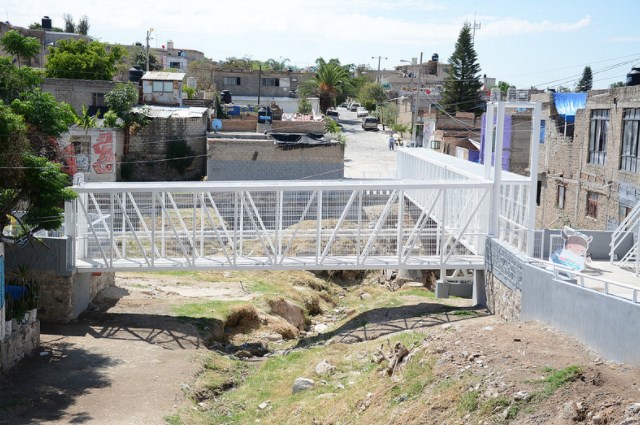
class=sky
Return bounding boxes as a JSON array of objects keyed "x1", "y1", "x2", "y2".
[{"x1": 3, "y1": 0, "x2": 640, "y2": 90}]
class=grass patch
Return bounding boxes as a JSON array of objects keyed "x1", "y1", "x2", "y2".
[
  {"x1": 540, "y1": 365, "x2": 582, "y2": 396},
  {"x1": 173, "y1": 300, "x2": 244, "y2": 322},
  {"x1": 479, "y1": 397, "x2": 511, "y2": 416},
  {"x1": 451, "y1": 310, "x2": 479, "y2": 317},
  {"x1": 399, "y1": 287, "x2": 436, "y2": 298},
  {"x1": 163, "y1": 414, "x2": 181, "y2": 425},
  {"x1": 458, "y1": 390, "x2": 479, "y2": 412}
]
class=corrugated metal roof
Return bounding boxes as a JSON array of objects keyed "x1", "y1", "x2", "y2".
[
  {"x1": 141, "y1": 71, "x2": 186, "y2": 81},
  {"x1": 131, "y1": 105, "x2": 208, "y2": 119}
]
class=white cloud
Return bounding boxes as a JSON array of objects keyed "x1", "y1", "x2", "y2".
[{"x1": 480, "y1": 15, "x2": 591, "y2": 37}]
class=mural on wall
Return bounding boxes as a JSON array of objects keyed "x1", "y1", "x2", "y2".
[
  {"x1": 61, "y1": 130, "x2": 115, "y2": 178},
  {"x1": 549, "y1": 227, "x2": 592, "y2": 272}
]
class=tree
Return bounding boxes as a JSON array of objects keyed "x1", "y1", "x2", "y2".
[
  {"x1": 357, "y1": 82, "x2": 387, "y2": 110},
  {"x1": 0, "y1": 30, "x2": 40, "y2": 68},
  {"x1": 77, "y1": 15, "x2": 90, "y2": 36},
  {"x1": 105, "y1": 82, "x2": 147, "y2": 153},
  {"x1": 440, "y1": 23, "x2": 484, "y2": 115},
  {"x1": 374, "y1": 103, "x2": 398, "y2": 130},
  {"x1": 29, "y1": 22, "x2": 63, "y2": 32},
  {"x1": 497, "y1": 81, "x2": 511, "y2": 96},
  {"x1": 0, "y1": 56, "x2": 43, "y2": 103},
  {"x1": 300, "y1": 61, "x2": 353, "y2": 113},
  {"x1": 610, "y1": 81, "x2": 625, "y2": 88},
  {"x1": 63, "y1": 13, "x2": 75, "y2": 33},
  {"x1": 220, "y1": 56, "x2": 260, "y2": 70},
  {"x1": 132, "y1": 49, "x2": 162, "y2": 71},
  {"x1": 576, "y1": 66, "x2": 593, "y2": 92},
  {"x1": 45, "y1": 39, "x2": 126, "y2": 80},
  {"x1": 298, "y1": 97, "x2": 312, "y2": 114}
]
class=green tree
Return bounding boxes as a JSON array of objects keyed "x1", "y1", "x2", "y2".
[
  {"x1": 300, "y1": 61, "x2": 353, "y2": 113},
  {"x1": 76, "y1": 105, "x2": 100, "y2": 134},
  {"x1": 357, "y1": 82, "x2": 387, "y2": 110},
  {"x1": 610, "y1": 81, "x2": 625, "y2": 88},
  {"x1": 45, "y1": 38, "x2": 126, "y2": 80},
  {"x1": 132, "y1": 49, "x2": 162, "y2": 71},
  {"x1": 441, "y1": 22, "x2": 484, "y2": 115},
  {"x1": 77, "y1": 15, "x2": 90, "y2": 36},
  {"x1": 0, "y1": 56, "x2": 43, "y2": 103},
  {"x1": 266, "y1": 57, "x2": 290, "y2": 71},
  {"x1": 0, "y1": 30, "x2": 40, "y2": 68},
  {"x1": 576, "y1": 66, "x2": 593, "y2": 92},
  {"x1": 28, "y1": 22, "x2": 63, "y2": 32},
  {"x1": 374, "y1": 103, "x2": 398, "y2": 130},
  {"x1": 187, "y1": 59, "x2": 216, "y2": 91},
  {"x1": 105, "y1": 82, "x2": 147, "y2": 152},
  {"x1": 63, "y1": 13, "x2": 75, "y2": 33},
  {"x1": 497, "y1": 81, "x2": 511, "y2": 96},
  {"x1": 220, "y1": 56, "x2": 261, "y2": 70}
]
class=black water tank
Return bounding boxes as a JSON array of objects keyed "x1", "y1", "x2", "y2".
[
  {"x1": 41, "y1": 16, "x2": 52, "y2": 30},
  {"x1": 221, "y1": 90, "x2": 232, "y2": 104},
  {"x1": 128, "y1": 66, "x2": 144, "y2": 83},
  {"x1": 626, "y1": 67, "x2": 640, "y2": 86},
  {"x1": 432, "y1": 53, "x2": 439, "y2": 62}
]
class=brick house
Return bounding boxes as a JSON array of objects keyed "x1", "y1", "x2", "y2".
[
  {"x1": 213, "y1": 69, "x2": 313, "y2": 98},
  {"x1": 141, "y1": 71, "x2": 186, "y2": 106},
  {"x1": 535, "y1": 87, "x2": 640, "y2": 230}
]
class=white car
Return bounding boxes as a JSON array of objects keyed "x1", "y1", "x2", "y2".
[{"x1": 356, "y1": 108, "x2": 368, "y2": 118}]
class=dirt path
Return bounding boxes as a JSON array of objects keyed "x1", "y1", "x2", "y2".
[{"x1": 0, "y1": 276, "x2": 252, "y2": 425}]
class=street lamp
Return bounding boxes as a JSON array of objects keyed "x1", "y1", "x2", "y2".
[
  {"x1": 145, "y1": 28, "x2": 154, "y2": 72},
  {"x1": 411, "y1": 53, "x2": 423, "y2": 146}
]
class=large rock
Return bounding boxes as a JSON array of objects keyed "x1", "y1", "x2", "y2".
[
  {"x1": 315, "y1": 360, "x2": 335, "y2": 376},
  {"x1": 292, "y1": 377, "x2": 315, "y2": 394},
  {"x1": 268, "y1": 298, "x2": 306, "y2": 331}
]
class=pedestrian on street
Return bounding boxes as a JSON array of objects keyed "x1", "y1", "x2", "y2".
[{"x1": 388, "y1": 135, "x2": 395, "y2": 151}]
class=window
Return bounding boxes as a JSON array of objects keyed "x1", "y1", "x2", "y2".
[
  {"x1": 169, "y1": 61, "x2": 182, "y2": 69},
  {"x1": 152, "y1": 81, "x2": 173, "y2": 93},
  {"x1": 223, "y1": 77, "x2": 241, "y2": 86},
  {"x1": 586, "y1": 192, "x2": 598, "y2": 218},
  {"x1": 92, "y1": 92, "x2": 105, "y2": 106},
  {"x1": 619, "y1": 205, "x2": 632, "y2": 222},
  {"x1": 261, "y1": 78, "x2": 279, "y2": 87},
  {"x1": 621, "y1": 108, "x2": 640, "y2": 173},
  {"x1": 536, "y1": 181, "x2": 542, "y2": 206},
  {"x1": 557, "y1": 185, "x2": 566, "y2": 209},
  {"x1": 588, "y1": 109, "x2": 609, "y2": 165}
]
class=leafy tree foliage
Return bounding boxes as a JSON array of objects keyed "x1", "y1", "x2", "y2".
[
  {"x1": 300, "y1": 60, "x2": 353, "y2": 113},
  {"x1": 441, "y1": 23, "x2": 484, "y2": 115},
  {"x1": 187, "y1": 59, "x2": 216, "y2": 91},
  {"x1": 45, "y1": 39, "x2": 126, "y2": 80},
  {"x1": 266, "y1": 58, "x2": 291, "y2": 71},
  {"x1": 10, "y1": 90, "x2": 76, "y2": 137},
  {"x1": 373, "y1": 103, "x2": 398, "y2": 130},
  {"x1": 298, "y1": 97, "x2": 312, "y2": 114},
  {"x1": 357, "y1": 82, "x2": 387, "y2": 110},
  {"x1": 575, "y1": 66, "x2": 593, "y2": 92},
  {"x1": 63, "y1": 13, "x2": 75, "y2": 33},
  {"x1": 610, "y1": 81, "x2": 625, "y2": 88},
  {"x1": 0, "y1": 56, "x2": 43, "y2": 103},
  {"x1": 28, "y1": 22, "x2": 63, "y2": 32},
  {"x1": 0, "y1": 30, "x2": 40, "y2": 68},
  {"x1": 220, "y1": 56, "x2": 261, "y2": 70},
  {"x1": 132, "y1": 49, "x2": 162, "y2": 71},
  {"x1": 105, "y1": 82, "x2": 139, "y2": 123},
  {"x1": 497, "y1": 81, "x2": 511, "y2": 96},
  {"x1": 77, "y1": 16, "x2": 90, "y2": 36}
]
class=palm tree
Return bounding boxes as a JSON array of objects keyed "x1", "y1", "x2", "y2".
[
  {"x1": 266, "y1": 57, "x2": 290, "y2": 71},
  {"x1": 300, "y1": 62, "x2": 352, "y2": 113}
]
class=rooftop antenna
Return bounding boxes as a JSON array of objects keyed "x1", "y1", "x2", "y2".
[{"x1": 472, "y1": 13, "x2": 481, "y2": 43}]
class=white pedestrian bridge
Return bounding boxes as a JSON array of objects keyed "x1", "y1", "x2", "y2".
[{"x1": 69, "y1": 149, "x2": 536, "y2": 272}]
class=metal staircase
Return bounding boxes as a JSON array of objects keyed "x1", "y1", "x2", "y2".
[{"x1": 610, "y1": 200, "x2": 640, "y2": 276}]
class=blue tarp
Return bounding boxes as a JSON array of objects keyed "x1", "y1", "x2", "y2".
[{"x1": 553, "y1": 93, "x2": 587, "y2": 123}]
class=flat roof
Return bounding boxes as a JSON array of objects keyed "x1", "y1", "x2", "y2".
[{"x1": 141, "y1": 71, "x2": 186, "y2": 81}]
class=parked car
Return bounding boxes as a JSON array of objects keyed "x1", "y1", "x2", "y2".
[
  {"x1": 362, "y1": 117, "x2": 380, "y2": 130},
  {"x1": 356, "y1": 108, "x2": 368, "y2": 118},
  {"x1": 326, "y1": 110, "x2": 339, "y2": 121},
  {"x1": 349, "y1": 103, "x2": 361, "y2": 111}
]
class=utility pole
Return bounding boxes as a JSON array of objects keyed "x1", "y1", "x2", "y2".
[
  {"x1": 145, "y1": 28, "x2": 154, "y2": 72},
  {"x1": 411, "y1": 52, "x2": 423, "y2": 146},
  {"x1": 257, "y1": 64, "x2": 262, "y2": 106},
  {"x1": 372, "y1": 56, "x2": 387, "y2": 83},
  {"x1": 472, "y1": 14, "x2": 481, "y2": 43}
]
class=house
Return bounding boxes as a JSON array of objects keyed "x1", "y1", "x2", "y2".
[
  {"x1": 151, "y1": 40, "x2": 205, "y2": 71},
  {"x1": 213, "y1": 68, "x2": 313, "y2": 98},
  {"x1": 535, "y1": 87, "x2": 640, "y2": 230},
  {"x1": 141, "y1": 71, "x2": 186, "y2": 106},
  {"x1": 41, "y1": 77, "x2": 115, "y2": 116}
]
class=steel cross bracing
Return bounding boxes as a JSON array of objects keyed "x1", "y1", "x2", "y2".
[{"x1": 68, "y1": 179, "x2": 492, "y2": 272}]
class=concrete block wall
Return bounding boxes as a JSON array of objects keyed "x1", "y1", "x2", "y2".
[
  {"x1": 41, "y1": 78, "x2": 115, "y2": 115},
  {"x1": 207, "y1": 139, "x2": 344, "y2": 181}
]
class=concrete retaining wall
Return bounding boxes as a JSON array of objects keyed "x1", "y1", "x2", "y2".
[{"x1": 0, "y1": 321, "x2": 39, "y2": 373}]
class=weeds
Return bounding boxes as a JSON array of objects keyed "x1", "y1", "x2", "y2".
[
  {"x1": 541, "y1": 365, "x2": 582, "y2": 396},
  {"x1": 459, "y1": 390, "x2": 479, "y2": 412}
]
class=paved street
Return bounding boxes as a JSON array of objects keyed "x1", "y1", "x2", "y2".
[{"x1": 336, "y1": 107, "x2": 399, "y2": 179}]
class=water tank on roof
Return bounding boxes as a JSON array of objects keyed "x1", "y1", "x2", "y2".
[
  {"x1": 432, "y1": 53, "x2": 439, "y2": 62},
  {"x1": 42, "y1": 16, "x2": 52, "y2": 30},
  {"x1": 626, "y1": 67, "x2": 640, "y2": 87},
  {"x1": 128, "y1": 66, "x2": 144, "y2": 83}
]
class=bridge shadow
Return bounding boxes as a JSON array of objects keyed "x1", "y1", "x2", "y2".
[
  {"x1": 296, "y1": 303, "x2": 488, "y2": 347},
  {"x1": 0, "y1": 342, "x2": 116, "y2": 424}
]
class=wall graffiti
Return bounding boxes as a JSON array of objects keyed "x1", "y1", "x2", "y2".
[{"x1": 92, "y1": 131, "x2": 115, "y2": 174}]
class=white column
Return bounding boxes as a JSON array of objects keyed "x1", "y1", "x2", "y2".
[{"x1": 527, "y1": 102, "x2": 542, "y2": 257}]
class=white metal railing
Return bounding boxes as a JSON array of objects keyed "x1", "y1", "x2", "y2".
[
  {"x1": 610, "y1": 200, "x2": 640, "y2": 276},
  {"x1": 68, "y1": 179, "x2": 492, "y2": 271},
  {"x1": 528, "y1": 258, "x2": 640, "y2": 305}
]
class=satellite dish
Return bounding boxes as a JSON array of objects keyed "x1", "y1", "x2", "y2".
[{"x1": 212, "y1": 119, "x2": 222, "y2": 132}]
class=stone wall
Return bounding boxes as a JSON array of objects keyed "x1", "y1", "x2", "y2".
[
  {"x1": 0, "y1": 321, "x2": 39, "y2": 373},
  {"x1": 124, "y1": 115, "x2": 208, "y2": 181},
  {"x1": 484, "y1": 238, "x2": 525, "y2": 321},
  {"x1": 207, "y1": 138, "x2": 344, "y2": 181}
]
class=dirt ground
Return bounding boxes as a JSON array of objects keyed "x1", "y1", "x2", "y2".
[{"x1": 1, "y1": 274, "x2": 639, "y2": 424}]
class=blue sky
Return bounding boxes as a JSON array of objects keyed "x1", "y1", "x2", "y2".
[{"x1": 4, "y1": 0, "x2": 640, "y2": 89}]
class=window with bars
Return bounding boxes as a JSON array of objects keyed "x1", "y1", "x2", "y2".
[
  {"x1": 588, "y1": 109, "x2": 609, "y2": 165},
  {"x1": 586, "y1": 191, "x2": 598, "y2": 218},
  {"x1": 557, "y1": 184, "x2": 566, "y2": 209},
  {"x1": 261, "y1": 78, "x2": 279, "y2": 87},
  {"x1": 223, "y1": 77, "x2": 241, "y2": 86},
  {"x1": 92, "y1": 92, "x2": 105, "y2": 106},
  {"x1": 621, "y1": 108, "x2": 640, "y2": 173}
]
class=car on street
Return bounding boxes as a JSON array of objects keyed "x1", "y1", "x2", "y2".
[
  {"x1": 356, "y1": 108, "x2": 368, "y2": 118},
  {"x1": 349, "y1": 103, "x2": 361, "y2": 111},
  {"x1": 326, "y1": 110, "x2": 339, "y2": 121},
  {"x1": 362, "y1": 117, "x2": 380, "y2": 130}
]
